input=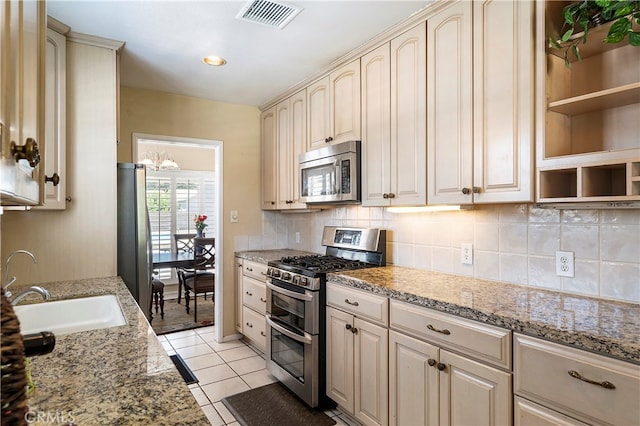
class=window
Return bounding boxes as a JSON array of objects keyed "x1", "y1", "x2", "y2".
[{"x1": 146, "y1": 170, "x2": 217, "y2": 280}]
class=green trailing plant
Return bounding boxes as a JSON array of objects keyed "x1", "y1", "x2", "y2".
[{"x1": 548, "y1": 0, "x2": 640, "y2": 67}]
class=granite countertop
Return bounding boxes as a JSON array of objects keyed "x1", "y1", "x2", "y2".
[
  {"x1": 235, "y1": 249, "x2": 317, "y2": 263},
  {"x1": 18, "y1": 277, "x2": 209, "y2": 425},
  {"x1": 328, "y1": 266, "x2": 640, "y2": 365}
]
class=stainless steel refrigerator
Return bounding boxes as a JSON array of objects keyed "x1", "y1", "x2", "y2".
[{"x1": 117, "y1": 163, "x2": 152, "y2": 320}]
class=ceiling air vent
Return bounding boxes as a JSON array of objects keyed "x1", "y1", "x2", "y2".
[{"x1": 236, "y1": 0, "x2": 302, "y2": 30}]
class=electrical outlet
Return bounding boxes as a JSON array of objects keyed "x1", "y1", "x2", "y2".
[
  {"x1": 295, "y1": 232, "x2": 300, "y2": 244},
  {"x1": 556, "y1": 251, "x2": 574, "y2": 278},
  {"x1": 461, "y1": 243, "x2": 473, "y2": 265}
]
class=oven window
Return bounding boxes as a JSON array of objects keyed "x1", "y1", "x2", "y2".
[
  {"x1": 270, "y1": 291, "x2": 306, "y2": 330},
  {"x1": 270, "y1": 328, "x2": 305, "y2": 384},
  {"x1": 301, "y1": 163, "x2": 336, "y2": 197}
]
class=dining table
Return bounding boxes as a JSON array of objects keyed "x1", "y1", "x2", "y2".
[{"x1": 152, "y1": 251, "x2": 194, "y2": 269}]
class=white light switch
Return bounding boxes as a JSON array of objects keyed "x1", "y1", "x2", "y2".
[{"x1": 230, "y1": 210, "x2": 239, "y2": 223}]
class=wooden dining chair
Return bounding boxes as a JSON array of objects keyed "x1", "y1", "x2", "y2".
[
  {"x1": 173, "y1": 233, "x2": 195, "y2": 304},
  {"x1": 183, "y1": 237, "x2": 215, "y2": 323}
]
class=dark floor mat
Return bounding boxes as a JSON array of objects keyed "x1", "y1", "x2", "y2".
[
  {"x1": 169, "y1": 354, "x2": 198, "y2": 385},
  {"x1": 221, "y1": 382, "x2": 336, "y2": 426}
]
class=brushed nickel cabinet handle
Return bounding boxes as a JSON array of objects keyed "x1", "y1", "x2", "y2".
[
  {"x1": 427, "y1": 324, "x2": 451, "y2": 335},
  {"x1": 568, "y1": 370, "x2": 616, "y2": 389},
  {"x1": 344, "y1": 299, "x2": 359, "y2": 307}
]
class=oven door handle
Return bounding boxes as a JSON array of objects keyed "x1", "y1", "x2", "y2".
[
  {"x1": 266, "y1": 315, "x2": 313, "y2": 345},
  {"x1": 266, "y1": 280, "x2": 313, "y2": 301}
]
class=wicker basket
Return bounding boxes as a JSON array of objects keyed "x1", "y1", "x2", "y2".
[{"x1": 1, "y1": 287, "x2": 27, "y2": 425}]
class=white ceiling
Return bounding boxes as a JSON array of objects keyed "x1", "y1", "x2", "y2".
[{"x1": 47, "y1": 0, "x2": 433, "y2": 107}]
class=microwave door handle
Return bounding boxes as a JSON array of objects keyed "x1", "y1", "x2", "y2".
[
  {"x1": 334, "y1": 160, "x2": 341, "y2": 195},
  {"x1": 266, "y1": 280, "x2": 313, "y2": 301},
  {"x1": 266, "y1": 315, "x2": 313, "y2": 344}
]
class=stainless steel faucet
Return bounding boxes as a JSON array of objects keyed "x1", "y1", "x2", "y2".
[
  {"x1": 10, "y1": 286, "x2": 51, "y2": 305},
  {"x1": 3, "y1": 250, "x2": 38, "y2": 297}
]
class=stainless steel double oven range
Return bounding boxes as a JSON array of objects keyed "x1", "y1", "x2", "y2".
[{"x1": 265, "y1": 226, "x2": 386, "y2": 408}]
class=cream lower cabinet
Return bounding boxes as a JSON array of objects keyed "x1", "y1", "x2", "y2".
[
  {"x1": 427, "y1": 0, "x2": 534, "y2": 205},
  {"x1": 326, "y1": 283, "x2": 388, "y2": 426},
  {"x1": 235, "y1": 257, "x2": 243, "y2": 333},
  {"x1": 390, "y1": 299, "x2": 512, "y2": 426},
  {"x1": 514, "y1": 334, "x2": 640, "y2": 426},
  {"x1": 239, "y1": 260, "x2": 268, "y2": 351},
  {"x1": 361, "y1": 23, "x2": 426, "y2": 207}
]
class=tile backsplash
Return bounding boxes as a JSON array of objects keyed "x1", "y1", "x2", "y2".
[{"x1": 233, "y1": 205, "x2": 640, "y2": 304}]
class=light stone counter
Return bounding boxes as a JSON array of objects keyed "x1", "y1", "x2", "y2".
[
  {"x1": 235, "y1": 249, "x2": 317, "y2": 264},
  {"x1": 17, "y1": 276, "x2": 209, "y2": 425},
  {"x1": 328, "y1": 266, "x2": 640, "y2": 364}
]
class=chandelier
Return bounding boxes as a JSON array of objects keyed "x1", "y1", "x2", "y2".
[{"x1": 140, "y1": 151, "x2": 179, "y2": 171}]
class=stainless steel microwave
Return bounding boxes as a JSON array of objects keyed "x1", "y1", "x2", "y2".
[{"x1": 299, "y1": 140, "x2": 361, "y2": 204}]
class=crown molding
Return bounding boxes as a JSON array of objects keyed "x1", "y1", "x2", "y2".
[
  {"x1": 67, "y1": 31, "x2": 125, "y2": 53},
  {"x1": 47, "y1": 16, "x2": 71, "y2": 35}
]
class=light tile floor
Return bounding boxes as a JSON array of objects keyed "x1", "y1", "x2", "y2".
[{"x1": 158, "y1": 326, "x2": 360, "y2": 426}]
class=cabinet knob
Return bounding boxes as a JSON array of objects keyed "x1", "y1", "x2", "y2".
[
  {"x1": 11, "y1": 138, "x2": 41, "y2": 167},
  {"x1": 437, "y1": 363, "x2": 446, "y2": 371},
  {"x1": 473, "y1": 186, "x2": 480, "y2": 194},
  {"x1": 383, "y1": 193, "x2": 389, "y2": 199},
  {"x1": 388, "y1": 193, "x2": 395, "y2": 198},
  {"x1": 45, "y1": 173, "x2": 60, "y2": 186},
  {"x1": 345, "y1": 324, "x2": 352, "y2": 330},
  {"x1": 462, "y1": 187, "x2": 471, "y2": 195},
  {"x1": 428, "y1": 358, "x2": 436, "y2": 367},
  {"x1": 325, "y1": 136, "x2": 333, "y2": 143},
  {"x1": 351, "y1": 327, "x2": 358, "y2": 335}
]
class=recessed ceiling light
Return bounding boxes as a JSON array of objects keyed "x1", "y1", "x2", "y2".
[{"x1": 202, "y1": 55, "x2": 227, "y2": 66}]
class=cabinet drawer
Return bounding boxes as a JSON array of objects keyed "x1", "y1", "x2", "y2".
[
  {"x1": 242, "y1": 260, "x2": 268, "y2": 281},
  {"x1": 514, "y1": 334, "x2": 640, "y2": 426},
  {"x1": 390, "y1": 299, "x2": 511, "y2": 369},
  {"x1": 242, "y1": 306, "x2": 266, "y2": 352},
  {"x1": 242, "y1": 276, "x2": 267, "y2": 314},
  {"x1": 327, "y1": 282, "x2": 388, "y2": 326},
  {"x1": 514, "y1": 396, "x2": 588, "y2": 426}
]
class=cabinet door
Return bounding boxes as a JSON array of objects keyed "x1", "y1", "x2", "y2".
[
  {"x1": 1, "y1": 0, "x2": 44, "y2": 205},
  {"x1": 391, "y1": 22, "x2": 427, "y2": 206},
  {"x1": 235, "y1": 258, "x2": 243, "y2": 332},
  {"x1": 354, "y1": 317, "x2": 388, "y2": 426},
  {"x1": 37, "y1": 27, "x2": 66, "y2": 209},
  {"x1": 473, "y1": 0, "x2": 534, "y2": 203},
  {"x1": 389, "y1": 330, "x2": 439, "y2": 426},
  {"x1": 289, "y1": 89, "x2": 306, "y2": 208},
  {"x1": 440, "y1": 350, "x2": 512, "y2": 426},
  {"x1": 307, "y1": 76, "x2": 330, "y2": 150},
  {"x1": 330, "y1": 59, "x2": 361, "y2": 144},
  {"x1": 276, "y1": 98, "x2": 291, "y2": 209},
  {"x1": 427, "y1": 1, "x2": 473, "y2": 205},
  {"x1": 261, "y1": 106, "x2": 277, "y2": 210},
  {"x1": 326, "y1": 306, "x2": 355, "y2": 413},
  {"x1": 361, "y1": 43, "x2": 391, "y2": 207}
]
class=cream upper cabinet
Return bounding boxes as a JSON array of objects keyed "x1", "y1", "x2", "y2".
[
  {"x1": 36, "y1": 25, "x2": 67, "y2": 210},
  {"x1": 362, "y1": 23, "x2": 426, "y2": 207},
  {"x1": 261, "y1": 105, "x2": 277, "y2": 210},
  {"x1": 427, "y1": 0, "x2": 534, "y2": 205},
  {"x1": 276, "y1": 90, "x2": 306, "y2": 209},
  {"x1": 307, "y1": 59, "x2": 361, "y2": 150},
  {"x1": 536, "y1": 1, "x2": 640, "y2": 202},
  {"x1": 0, "y1": 0, "x2": 45, "y2": 206}
]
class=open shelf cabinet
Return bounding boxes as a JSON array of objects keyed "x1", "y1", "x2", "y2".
[{"x1": 536, "y1": 1, "x2": 640, "y2": 203}]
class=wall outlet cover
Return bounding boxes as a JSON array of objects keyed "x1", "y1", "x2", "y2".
[
  {"x1": 461, "y1": 243, "x2": 473, "y2": 265},
  {"x1": 556, "y1": 250, "x2": 574, "y2": 278}
]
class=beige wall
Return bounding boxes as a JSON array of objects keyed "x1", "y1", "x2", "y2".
[
  {"x1": 119, "y1": 87, "x2": 262, "y2": 338},
  {"x1": 1, "y1": 41, "x2": 118, "y2": 286}
]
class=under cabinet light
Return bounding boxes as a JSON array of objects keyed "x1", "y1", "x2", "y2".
[{"x1": 386, "y1": 205, "x2": 471, "y2": 213}]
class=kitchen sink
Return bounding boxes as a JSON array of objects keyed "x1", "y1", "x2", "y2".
[{"x1": 14, "y1": 294, "x2": 127, "y2": 335}]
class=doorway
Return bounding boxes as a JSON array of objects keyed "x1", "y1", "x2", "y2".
[{"x1": 133, "y1": 133, "x2": 223, "y2": 340}]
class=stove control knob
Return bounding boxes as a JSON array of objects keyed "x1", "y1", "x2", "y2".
[
  {"x1": 292, "y1": 275, "x2": 300, "y2": 285},
  {"x1": 272, "y1": 269, "x2": 281, "y2": 278},
  {"x1": 300, "y1": 277, "x2": 308, "y2": 287},
  {"x1": 266, "y1": 268, "x2": 272, "y2": 276},
  {"x1": 281, "y1": 272, "x2": 291, "y2": 281}
]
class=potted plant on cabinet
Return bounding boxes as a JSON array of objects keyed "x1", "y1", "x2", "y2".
[{"x1": 549, "y1": 0, "x2": 640, "y2": 66}]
